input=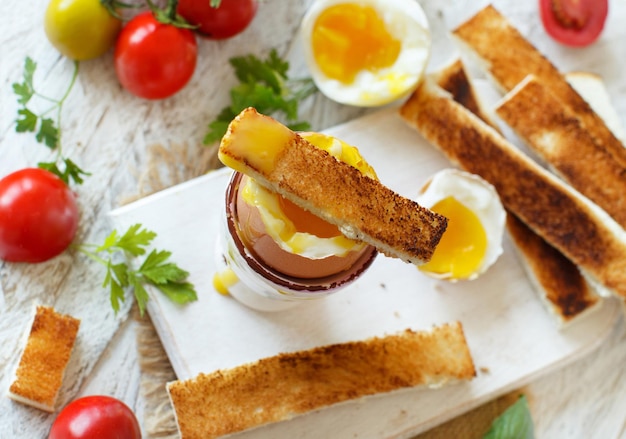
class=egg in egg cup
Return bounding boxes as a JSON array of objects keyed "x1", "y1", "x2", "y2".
[{"x1": 214, "y1": 133, "x2": 379, "y2": 312}]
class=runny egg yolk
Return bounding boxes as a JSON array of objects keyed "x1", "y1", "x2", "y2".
[
  {"x1": 278, "y1": 196, "x2": 340, "y2": 239},
  {"x1": 311, "y1": 3, "x2": 402, "y2": 84},
  {"x1": 419, "y1": 196, "x2": 488, "y2": 279}
]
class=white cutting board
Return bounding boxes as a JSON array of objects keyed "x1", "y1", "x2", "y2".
[{"x1": 109, "y1": 108, "x2": 619, "y2": 438}]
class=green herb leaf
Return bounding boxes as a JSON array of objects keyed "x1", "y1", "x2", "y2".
[
  {"x1": 132, "y1": 276, "x2": 151, "y2": 316},
  {"x1": 111, "y1": 224, "x2": 157, "y2": 256},
  {"x1": 204, "y1": 48, "x2": 317, "y2": 144},
  {"x1": 12, "y1": 56, "x2": 87, "y2": 185},
  {"x1": 109, "y1": 279, "x2": 126, "y2": 313},
  {"x1": 40, "y1": 158, "x2": 91, "y2": 185},
  {"x1": 483, "y1": 395, "x2": 535, "y2": 439},
  {"x1": 139, "y1": 249, "x2": 190, "y2": 284},
  {"x1": 12, "y1": 57, "x2": 36, "y2": 105},
  {"x1": 210, "y1": 0, "x2": 221, "y2": 7},
  {"x1": 36, "y1": 117, "x2": 59, "y2": 149},
  {"x1": 79, "y1": 224, "x2": 197, "y2": 317},
  {"x1": 15, "y1": 108, "x2": 37, "y2": 133},
  {"x1": 154, "y1": 281, "x2": 198, "y2": 305}
]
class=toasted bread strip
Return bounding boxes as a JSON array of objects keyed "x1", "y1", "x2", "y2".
[
  {"x1": 434, "y1": 61, "x2": 600, "y2": 324},
  {"x1": 7, "y1": 306, "x2": 80, "y2": 412},
  {"x1": 432, "y1": 59, "x2": 497, "y2": 129},
  {"x1": 506, "y1": 214, "x2": 601, "y2": 326},
  {"x1": 167, "y1": 322, "x2": 475, "y2": 439},
  {"x1": 218, "y1": 107, "x2": 448, "y2": 265},
  {"x1": 452, "y1": 5, "x2": 626, "y2": 171},
  {"x1": 496, "y1": 75, "x2": 626, "y2": 229},
  {"x1": 399, "y1": 79, "x2": 626, "y2": 299}
]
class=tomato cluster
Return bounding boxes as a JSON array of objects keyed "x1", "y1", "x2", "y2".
[{"x1": 44, "y1": 0, "x2": 258, "y2": 100}]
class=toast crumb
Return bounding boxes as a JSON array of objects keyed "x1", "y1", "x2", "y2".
[
  {"x1": 167, "y1": 322, "x2": 475, "y2": 439},
  {"x1": 7, "y1": 306, "x2": 80, "y2": 412}
]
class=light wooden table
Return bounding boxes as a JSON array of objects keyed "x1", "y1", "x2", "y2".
[{"x1": 1, "y1": 0, "x2": 626, "y2": 437}]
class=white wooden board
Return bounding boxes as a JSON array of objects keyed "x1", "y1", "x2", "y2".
[{"x1": 109, "y1": 108, "x2": 619, "y2": 438}]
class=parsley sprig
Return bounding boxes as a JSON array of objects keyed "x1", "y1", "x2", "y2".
[
  {"x1": 13, "y1": 57, "x2": 89, "y2": 185},
  {"x1": 78, "y1": 224, "x2": 197, "y2": 316},
  {"x1": 204, "y1": 49, "x2": 317, "y2": 144}
]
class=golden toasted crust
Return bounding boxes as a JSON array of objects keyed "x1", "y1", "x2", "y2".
[
  {"x1": 167, "y1": 322, "x2": 475, "y2": 439},
  {"x1": 399, "y1": 79, "x2": 626, "y2": 299},
  {"x1": 432, "y1": 59, "x2": 495, "y2": 128},
  {"x1": 452, "y1": 5, "x2": 626, "y2": 171},
  {"x1": 8, "y1": 306, "x2": 80, "y2": 412},
  {"x1": 496, "y1": 76, "x2": 626, "y2": 229},
  {"x1": 506, "y1": 214, "x2": 601, "y2": 324},
  {"x1": 219, "y1": 108, "x2": 448, "y2": 265}
]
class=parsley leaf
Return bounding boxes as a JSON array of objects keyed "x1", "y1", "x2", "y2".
[
  {"x1": 15, "y1": 108, "x2": 38, "y2": 133},
  {"x1": 204, "y1": 48, "x2": 317, "y2": 144},
  {"x1": 38, "y1": 158, "x2": 90, "y2": 185},
  {"x1": 12, "y1": 56, "x2": 88, "y2": 185},
  {"x1": 36, "y1": 117, "x2": 58, "y2": 149},
  {"x1": 79, "y1": 224, "x2": 198, "y2": 316},
  {"x1": 483, "y1": 395, "x2": 535, "y2": 439}
]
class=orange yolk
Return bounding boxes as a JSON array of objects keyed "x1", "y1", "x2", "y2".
[
  {"x1": 311, "y1": 3, "x2": 402, "y2": 84},
  {"x1": 419, "y1": 196, "x2": 487, "y2": 279},
  {"x1": 278, "y1": 196, "x2": 341, "y2": 238}
]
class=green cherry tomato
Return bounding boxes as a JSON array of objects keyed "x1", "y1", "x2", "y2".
[{"x1": 44, "y1": 0, "x2": 122, "y2": 61}]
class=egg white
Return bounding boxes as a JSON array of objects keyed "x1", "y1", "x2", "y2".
[
  {"x1": 300, "y1": 0, "x2": 431, "y2": 107},
  {"x1": 417, "y1": 168, "x2": 506, "y2": 280}
]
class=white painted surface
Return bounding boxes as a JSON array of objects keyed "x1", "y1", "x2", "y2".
[{"x1": 2, "y1": 0, "x2": 626, "y2": 438}]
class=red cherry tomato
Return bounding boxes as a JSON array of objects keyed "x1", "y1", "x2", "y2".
[
  {"x1": 114, "y1": 11, "x2": 197, "y2": 100},
  {"x1": 539, "y1": 0, "x2": 608, "y2": 47},
  {"x1": 177, "y1": 0, "x2": 258, "y2": 39},
  {"x1": 48, "y1": 395, "x2": 141, "y2": 439},
  {"x1": 0, "y1": 168, "x2": 78, "y2": 263}
]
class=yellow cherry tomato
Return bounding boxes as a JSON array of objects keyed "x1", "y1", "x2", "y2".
[{"x1": 44, "y1": 0, "x2": 122, "y2": 61}]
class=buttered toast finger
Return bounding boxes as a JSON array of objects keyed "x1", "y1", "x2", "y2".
[
  {"x1": 218, "y1": 108, "x2": 448, "y2": 265},
  {"x1": 400, "y1": 79, "x2": 626, "y2": 299}
]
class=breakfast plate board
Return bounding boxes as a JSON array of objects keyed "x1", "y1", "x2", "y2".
[{"x1": 109, "y1": 105, "x2": 620, "y2": 438}]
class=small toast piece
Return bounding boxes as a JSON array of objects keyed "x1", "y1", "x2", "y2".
[
  {"x1": 506, "y1": 214, "x2": 601, "y2": 326},
  {"x1": 8, "y1": 306, "x2": 80, "y2": 412},
  {"x1": 452, "y1": 5, "x2": 626, "y2": 170},
  {"x1": 495, "y1": 75, "x2": 626, "y2": 229},
  {"x1": 433, "y1": 61, "x2": 601, "y2": 324},
  {"x1": 218, "y1": 107, "x2": 448, "y2": 265},
  {"x1": 167, "y1": 322, "x2": 475, "y2": 439},
  {"x1": 399, "y1": 79, "x2": 626, "y2": 299}
]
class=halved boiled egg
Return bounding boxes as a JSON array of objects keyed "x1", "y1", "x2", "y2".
[
  {"x1": 300, "y1": 0, "x2": 431, "y2": 107},
  {"x1": 417, "y1": 169, "x2": 506, "y2": 281}
]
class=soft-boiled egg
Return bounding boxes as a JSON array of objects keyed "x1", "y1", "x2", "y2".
[
  {"x1": 234, "y1": 132, "x2": 377, "y2": 278},
  {"x1": 417, "y1": 169, "x2": 506, "y2": 281},
  {"x1": 300, "y1": 0, "x2": 431, "y2": 107}
]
